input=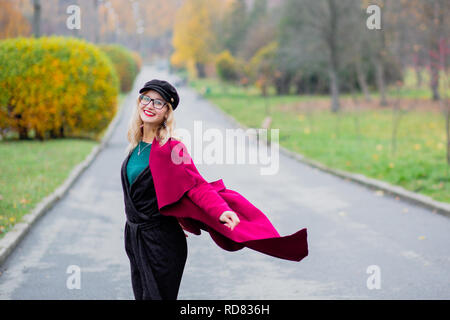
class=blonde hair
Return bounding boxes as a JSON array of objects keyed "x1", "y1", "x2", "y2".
[{"x1": 125, "y1": 94, "x2": 180, "y2": 155}]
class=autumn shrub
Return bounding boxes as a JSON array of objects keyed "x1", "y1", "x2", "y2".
[
  {"x1": 130, "y1": 50, "x2": 143, "y2": 74},
  {"x1": 99, "y1": 44, "x2": 139, "y2": 93},
  {"x1": 215, "y1": 50, "x2": 241, "y2": 83},
  {"x1": 0, "y1": 36, "x2": 119, "y2": 140}
]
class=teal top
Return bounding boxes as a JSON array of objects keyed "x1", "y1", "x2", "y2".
[{"x1": 126, "y1": 140, "x2": 152, "y2": 186}]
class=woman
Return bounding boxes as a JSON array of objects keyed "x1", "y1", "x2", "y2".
[
  {"x1": 120, "y1": 79, "x2": 308, "y2": 301},
  {"x1": 120, "y1": 79, "x2": 240, "y2": 300}
]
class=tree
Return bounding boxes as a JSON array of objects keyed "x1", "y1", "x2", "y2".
[
  {"x1": 249, "y1": 41, "x2": 278, "y2": 115},
  {"x1": 171, "y1": 0, "x2": 217, "y2": 78},
  {"x1": 279, "y1": 0, "x2": 354, "y2": 112},
  {"x1": 0, "y1": 0, "x2": 31, "y2": 39},
  {"x1": 32, "y1": 0, "x2": 41, "y2": 37},
  {"x1": 221, "y1": 0, "x2": 248, "y2": 56}
]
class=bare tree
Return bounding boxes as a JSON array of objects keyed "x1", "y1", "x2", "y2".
[
  {"x1": 32, "y1": 0, "x2": 41, "y2": 37},
  {"x1": 289, "y1": 0, "x2": 355, "y2": 113}
]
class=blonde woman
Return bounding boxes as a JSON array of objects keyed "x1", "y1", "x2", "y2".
[
  {"x1": 120, "y1": 79, "x2": 241, "y2": 300},
  {"x1": 120, "y1": 79, "x2": 308, "y2": 301}
]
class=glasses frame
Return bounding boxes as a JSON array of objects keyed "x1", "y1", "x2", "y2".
[{"x1": 139, "y1": 94, "x2": 167, "y2": 110}]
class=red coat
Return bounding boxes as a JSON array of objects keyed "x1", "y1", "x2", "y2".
[{"x1": 148, "y1": 136, "x2": 308, "y2": 262}]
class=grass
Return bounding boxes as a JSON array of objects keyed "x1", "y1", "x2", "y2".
[
  {"x1": 0, "y1": 93, "x2": 126, "y2": 239},
  {"x1": 188, "y1": 77, "x2": 450, "y2": 204},
  {"x1": 0, "y1": 139, "x2": 98, "y2": 238}
]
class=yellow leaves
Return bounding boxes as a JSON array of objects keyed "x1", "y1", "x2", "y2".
[
  {"x1": 172, "y1": 0, "x2": 217, "y2": 75},
  {"x1": 303, "y1": 127, "x2": 311, "y2": 135},
  {"x1": 20, "y1": 197, "x2": 30, "y2": 205},
  {"x1": 372, "y1": 154, "x2": 379, "y2": 161},
  {"x1": 376, "y1": 144, "x2": 383, "y2": 151},
  {"x1": 432, "y1": 182, "x2": 444, "y2": 190},
  {"x1": 389, "y1": 162, "x2": 395, "y2": 168},
  {"x1": 1, "y1": 36, "x2": 120, "y2": 139},
  {"x1": 413, "y1": 144, "x2": 421, "y2": 151}
]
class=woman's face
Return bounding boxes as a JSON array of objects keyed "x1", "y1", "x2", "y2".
[{"x1": 138, "y1": 89, "x2": 168, "y2": 126}]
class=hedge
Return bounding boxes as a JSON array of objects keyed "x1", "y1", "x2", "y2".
[
  {"x1": 99, "y1": 44, "x2": 140, "y2": 93},
  {"x1": 0, "y1": 36, "x2": 120, "y2": 140}
]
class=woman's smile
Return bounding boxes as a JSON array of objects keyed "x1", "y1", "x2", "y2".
[{"x1": 143, "y1": 109, "x2": 156, "y2": 117}]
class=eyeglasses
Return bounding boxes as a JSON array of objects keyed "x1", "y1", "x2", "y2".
[{"x1": 139, "y1": 94, "x2": 167, "y2": 109}]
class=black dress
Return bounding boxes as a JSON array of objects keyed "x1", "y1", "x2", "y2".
[{"x1": 120, "y1": 150, "x2": 188, "y2": 300}]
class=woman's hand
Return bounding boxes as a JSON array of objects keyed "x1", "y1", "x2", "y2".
[{"x1": 219, "y1": 211, "x2": 240, "y2": 231}]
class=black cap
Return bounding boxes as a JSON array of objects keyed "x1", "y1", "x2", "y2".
[{"x1": 139, "y1": 79, "x2": 180, "y2": 110}]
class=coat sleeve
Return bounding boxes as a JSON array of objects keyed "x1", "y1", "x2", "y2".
[
  {"x1": 186, "y1": 180, "x2": 233, "y2": 222},
  {"x1": 172, "y1": 140, "x2": 233, "y2": 222}
]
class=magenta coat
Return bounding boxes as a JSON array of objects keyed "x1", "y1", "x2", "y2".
[{"x1": 148, "y1": 136, "x2": 308, "y2": 262}]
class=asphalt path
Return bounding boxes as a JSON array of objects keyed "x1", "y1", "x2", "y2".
[{"x1": 0, "y1": 65, "x2": 449, "y2": 299}]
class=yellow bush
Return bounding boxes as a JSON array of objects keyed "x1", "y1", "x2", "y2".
[
  {"x1": 0, "y1": 36, "x2": 119, "y2": 140},
  {"x1": 215, "y1": 50, "x2": 241, "y2": 82},
  {"x1": 130, "y1": 50, "x2": 143, "y2": 74},
  {"x1": 99, "y1": 44, "x2": 139, "y2": 93}
]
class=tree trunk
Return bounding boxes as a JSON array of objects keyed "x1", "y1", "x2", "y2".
[
  {"x1": 427, "y1": 0, "x2": 443, "y2": 101},
  {"x1": 329, "y1": 67, "x2": 340, "y2": 112},
  {"x1": 374, "y1": 54, "x2": 388, "y2": 106},
  {"x1": 93, "y1": 0, "x2": 100, "y2": 43},
  {"x1": 445, "y1": 98, "x2": 450, "y2": 165},
  {"x1": 18, "y1": 126, "x2": 28, "y2": 140},
  {"x1": 355, "y1": 60, "x2": 371, "y2": 102},
  {"x1": 32, "y1": 0, "x2": 41, "y2": 38},
  {"x1": 327, "y1": 0, "x2": 340, "y2": 113},
  {"x1": 196, "y1": 62, "x2": 206, "y2": 78},
  {"x1": 275, "y1": 73, "x2": 292, "y2": 95},
  {"x1": 415, "y1": 66, "x2": 423, "y2": 88},
  {"x1": 430, "y1": 63, "x2": 441, "y2": 101}
]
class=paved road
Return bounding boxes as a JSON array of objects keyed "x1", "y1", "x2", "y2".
[{"x1": 1, "y1": 66, "x2": 449, "y2": 299}]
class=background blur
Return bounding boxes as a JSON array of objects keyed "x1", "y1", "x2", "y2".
[{"x1": 0, "y1": 0, "x2": 449, "y2": 238}]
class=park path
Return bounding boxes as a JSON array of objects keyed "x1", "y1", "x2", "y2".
[{"x1": 0, "y1": 65, "x2": 449, "y2": 299}]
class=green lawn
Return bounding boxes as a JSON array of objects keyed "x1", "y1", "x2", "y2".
[
  {"x1": 188, "y1": 77, "x2": 450, "y2": 203},
  {"x1": 0, "y1": 139, "x2": 98, "y2": 238},
  {"x1": 0, "y1": 94, "x2": 126, "y2": 239}
]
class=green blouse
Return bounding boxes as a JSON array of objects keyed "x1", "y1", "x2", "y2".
[{"x1": 126, "y1": 141, "x2": 152, "y2": 186}]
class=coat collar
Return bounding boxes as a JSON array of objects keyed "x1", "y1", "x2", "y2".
[{"x1": 149, "y1": 136, "x2": 197, "y2": 210}]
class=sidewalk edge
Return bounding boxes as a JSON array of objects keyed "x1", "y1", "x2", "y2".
[{"x1": 0, "y1": 95, "x2": 127, "y2": 266}]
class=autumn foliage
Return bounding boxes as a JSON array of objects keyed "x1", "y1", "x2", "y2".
[
  {"x1": 99, "y1": 44, "x2": 140, "y2": 93},
  {"x1": 0, "y1": 36, "x2": 120, "y2": 140}
]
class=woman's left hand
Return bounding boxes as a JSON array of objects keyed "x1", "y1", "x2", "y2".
[{"x1": 219, "y1": 211, "x2": 240, "y2": 231}]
